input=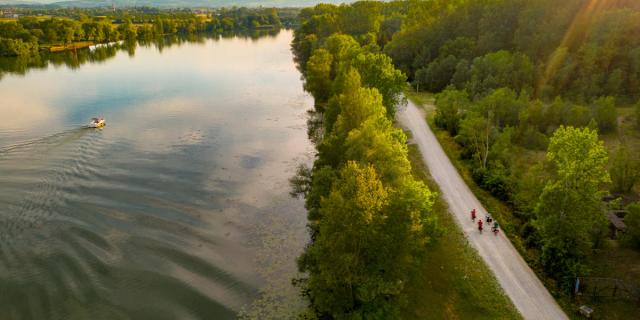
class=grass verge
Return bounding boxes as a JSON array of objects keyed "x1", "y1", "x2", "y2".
[{"x1": 400, "y1": 136, "x2": 521, "y2": 319}]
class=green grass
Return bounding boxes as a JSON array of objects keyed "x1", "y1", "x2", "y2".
[
  {"x1": 404, "y1": 87, "x2": 436, "y2": 110},
  {"x1": 400, "y1": 140, "x2": 521, "y2": 319},
  {"x1": 404, "y1": 90, "x2": 640, "y2": 319}
]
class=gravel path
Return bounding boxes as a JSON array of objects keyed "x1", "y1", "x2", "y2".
[{"x1": 397, "y1": 100, "x2": 569, "y2": 320}]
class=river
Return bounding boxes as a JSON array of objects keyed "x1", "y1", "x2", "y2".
[{"x1": 0, "y1": 30, "x2": 313, "y2": 319}]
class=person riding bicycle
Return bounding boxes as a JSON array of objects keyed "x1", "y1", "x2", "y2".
[
  {"x1": 471, "y1": 208, "x2": 477, "y2": 221},
  {"x1": 478, "y1": 219, "x2": 483, "y2": 232}
]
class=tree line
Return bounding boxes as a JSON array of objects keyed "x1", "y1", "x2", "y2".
[
  {"x1": 293, "y1": 0, "x2": 640, "y2": 315},
  {"x1": 0, "y1": 7, "x2": 288, "y2": 56},
  {"x1": 291, "y1": 2, "x2": 441, "y2": 317},
  {"x1": 0, "y1": 28, "x2": 280, "y2": 82}
]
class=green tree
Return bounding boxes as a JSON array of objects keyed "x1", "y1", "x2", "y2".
[
  {"x1": 622, "y1": 203, "x2": 640, "y2": 250},
  {"x1": 434, "y1": 87, "x2": 469, "y2": 135},
  {"x1": 636, "y1": 99, "x2": 640, "y2": 129},
  {"x1": 451, "y1": 59, "x2": 470, "y2": 89},
  {"x1": 591, "y1": 96, "x2": 617, "y2": 133},
  {"x1": 345, "y1": 116, "x2": 411, "y2": 183},
  {"x1": 439, "y1": 36, "x2": 476, "y2": 60},
  {"x1": 299, "y1": 162, "x2": 391, "y2": 317},
  {"x1": 318, "y1": 69, "x2": 386, "y2": 167},
  {"x1": 534, "y1": 126, "x2": 610, "y2": 281},
  {"x1": 350, "y1": 51, "x2": 406, "y2": 116},
  {"x1": 466, "y1": 50, "x2": 534, "y2": 97},
  {"x1": 415, "y1": 54, "x2": 458, "y2": 92},
  {"x1": 117, "y1": 21, "x2": 137, "y2": 40},
  {"x1": 323, "y1": 34, "x2": 361, "y2": 74},
  {"x1": 456, "y1": 112, "x2": 497, "y2": 169},
  {"x1": 304, "y1": 48, "x2": 333, "y2": 103},
  {"x1": 299, "y1": 161, "x2": 433, "y2": 318},
  {"x1": 340, "y1": 1, "x2": 382, "y2": 37},
  {"x1": 476, "y1": 87, "x2": 524, "y2": 128},
  {"x1": 610, "y1": 143, "x2": 640, "y2": 194},
  {"x1": 0, "y1": 38, "x2": 37, "y2": 56},
  {"x1": 331, "y1": 69, "x2": 386, "y2": 138}
]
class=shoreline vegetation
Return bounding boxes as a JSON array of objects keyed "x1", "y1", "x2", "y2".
[
  {"x1": 0, "y1": 7, "x2": 296, "y2": 79},
  {"x1": 290, "y1": 2, "x2": 520, "y2": 318},
  {"x1": 293, "y1": 0, "x2": 639, "y2": 319},
  {"x1": 0, "y1": 29, "x2": 281, "y2": 81},
  {"x1": 0, "y1": 6, "x2": 298, "y2": 57}
]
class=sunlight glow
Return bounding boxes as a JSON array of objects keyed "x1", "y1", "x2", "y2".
[{"x1": 537, "y1": 0, "x2": 619, "y2": 95}]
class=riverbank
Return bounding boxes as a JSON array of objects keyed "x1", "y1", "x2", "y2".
[{"x1": 44, "y1": 41, "x2": 94, "y2": 53}]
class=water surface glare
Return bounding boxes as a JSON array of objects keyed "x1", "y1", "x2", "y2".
[{"x1": 0, "y1": 30, "x2": 313, "y2": 319}]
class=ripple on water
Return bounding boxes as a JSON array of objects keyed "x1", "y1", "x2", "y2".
[{"x1": 0, "y1": 30, "x2": 313, "y2": 320}]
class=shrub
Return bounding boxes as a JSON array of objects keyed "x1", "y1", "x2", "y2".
[
  {"x1": 622, "y1": 203, "x2": 640, "y2": 250},
  {"x1": 635, "y1": 100, "x2": 640, "y2": 129},
  {"x1": 0, "y1": 37, "x2": 37, "y2": 57},
  {"x1": 591, "y1": 96, "x2": 617, "y2": 133}
]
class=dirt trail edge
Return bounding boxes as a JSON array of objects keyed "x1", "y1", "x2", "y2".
[{"x1": 397, "y1": 99, "x2": 569, "y2": 320}]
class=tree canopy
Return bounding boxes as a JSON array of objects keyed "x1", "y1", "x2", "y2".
[{"x1": 534, "y1": 126, "x2": 609, "y2": 282}]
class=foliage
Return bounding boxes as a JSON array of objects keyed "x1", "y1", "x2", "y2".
[
  {"x1": 385, "y1": 0, "x2": 640, "y2": 103},
  {"x1": 414, "y1": 54, "x2": 458, "y2": 93},
  {"x1": 636, "y1": 100, "x2": 640, "y2": 128},
  {"x1": 463, "y1": 50, "x2": 534, "y2": 98},
  {"x1": 292, "y1": 4, "x2": 438, "y2": 316},
  {"x1": 304, "y1": 48, "x2": 333, "y2": 103},
  {"x1": 591, "y1": 96, "x2": 617, "y2": 133},
  {"x1": 294, "y1": 0, "x2": 640, "y2": 312},
  {"x1": 622, "y1": 203, "x2": 640, "y2": 250},
  {"x1": 456, "y1": 111, "x2": 496, "y2": 170},
  {"x1": 0, "y1": 37, "x2": 37, "y2": 56},
  {"x1": 610, "y1": 143, "x2": 640, "y2": 194},
  {"x1": 349, "y1": 51, "x2": 406, "y2": 116},
  {"x1": 433, "y1": 87, "x2": 469, "y2": 135},
  {"x1": 300, "y1": 35, "x2": 406, "y2": 118},
  {"x1": 292, "y1": 0, "x2": 640, "y2": 314},
  {"x1": 534, "y1": 126, "x2": 610, "y2": 282},
  {"x1": 0, "y1": 7, "x2": 288, "y2": 56},
  {"x1": 299, "y1": 161, "x2": 434, "y2": 318}
]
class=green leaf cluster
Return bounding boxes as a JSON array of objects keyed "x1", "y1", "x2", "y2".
[
  {"x1": 297, "y1": 67, "x2": 436, "y2": 318},
  {"x1": 292, "y1": 6, "x2": 437, "y2": 317},
  {"x1": 534, "y1": 126, "x2": 610, "y2": 281}
]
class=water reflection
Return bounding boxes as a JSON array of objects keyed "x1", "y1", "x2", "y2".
[
  {"x1": 0, "y1": 29, "x2": 311, "y2": 319},
  {"x1": 0, "y1": 29, "x2": 281, "y2": 81}
]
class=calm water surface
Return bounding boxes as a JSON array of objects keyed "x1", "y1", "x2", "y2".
[{"x1": 0, "y1": 30, "x2": 313, "y2": 319}]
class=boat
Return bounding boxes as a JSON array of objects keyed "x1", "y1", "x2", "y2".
[{"x1": 88, "y1": 117, "x2": 106, "y2": 128}]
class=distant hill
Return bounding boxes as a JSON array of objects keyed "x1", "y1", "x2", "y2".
[
  {"x1": 0, "y1": 0, "x2": 41, "y2": 4},
  {"x1": 1, "y1": 0, "x2": 358, "y2": 7}
]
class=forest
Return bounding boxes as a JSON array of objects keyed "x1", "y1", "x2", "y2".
[
  {"x1": 293, "y1": 0, "x2": 640, "y2": 318},
  {"x1": 0, "y1": 6, "x2": 289, "y2": 56}
]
